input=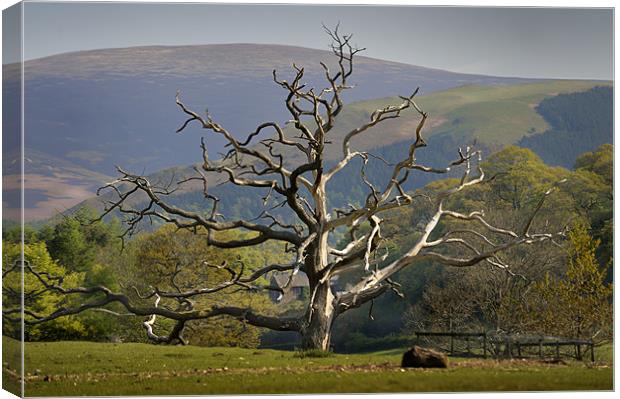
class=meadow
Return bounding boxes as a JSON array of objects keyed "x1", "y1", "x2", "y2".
[{"x1": 2, "y1": 337, "x2": 613, "y2": 396}]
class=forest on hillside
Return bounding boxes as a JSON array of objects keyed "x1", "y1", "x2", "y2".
[{"x1": 519, "y1": 86, "x2": 612, "y2": 167}]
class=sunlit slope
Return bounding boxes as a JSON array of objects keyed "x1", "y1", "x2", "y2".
[{"x1": 321, "y1": 80, "x2": 610, "y2": 158}]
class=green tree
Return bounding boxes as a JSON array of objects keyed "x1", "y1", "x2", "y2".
[
  {"x1": 2, "y1": 241, "x2": 87, "y2": 341},
  {"x1": 337, "y1": 147, "x2": 611, "y2": 347},
  {"x1": 572, "y1": 144, "x2": 613, "y2": 279},
  {"x1": 45, "y1": 206, "x2": 120, "y2": 273},
  {"x1": 46, "y1": 217, "x2": 93, "y2": 273},
  {"x1": 519, "y1": 224, "x2": 612, "y2": 341},
  {"x1": 2, "y1": 207, "x2": 130, "y2": 342},
  {"x1": 575, "y1": 143, "x2": 613, "y2": 186},
  {"x1": 335, "y1": 147, "x2": 573, "y2": 345},
  {"x1": 115, "y1": 225, "x2": 281, "y2": 347}
]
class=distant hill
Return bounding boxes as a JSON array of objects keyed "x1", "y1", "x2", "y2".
[{"x1": 4, "y1": 43, "x2": 536, "y2": 179}]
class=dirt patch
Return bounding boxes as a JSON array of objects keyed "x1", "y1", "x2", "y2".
[
  {"x1": 396, "y1": 116, "x2": 447, "y2": 139},
  {"x1": 15, "y1": 358, "x2": 603, "y2": 385},
  {"x1": 455, "y1": 358, "x2": 573, "y2": 369}
]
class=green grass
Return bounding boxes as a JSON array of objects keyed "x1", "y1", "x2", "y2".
[
  {"x1": 2, "y1": 337, "x2": 22, "y2": 396},
  {"x1": 292, "y1": 349, "x2": 335, "y2": 358},
  {"x1": 594, "y1": 342, "x2": 615, "y2": 363},
  {"x1": 23, "y1": 367, "x2": 614, "y2": 396},
  {"x1": 11, "y1": 338, "x2": 395, "y2": 375},
  {"x1": 2, "y1": 337, "x2": 613, "y2": 396}
]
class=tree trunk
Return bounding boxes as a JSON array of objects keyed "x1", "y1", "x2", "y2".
[{"x1": 301, "y1": 281, "x2": 335, "y2": 350}]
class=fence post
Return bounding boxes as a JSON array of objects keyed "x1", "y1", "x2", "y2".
[
  {"x1": 576, "y1": 343, "x2": 581, "y2": 360},
  {"x1": 590, "y1": 342, "x2": 595, "y2": 362},
  {"x1": 450, "y1": 334, "x2": 454, "y2": 355},
  {"x1": 449, "y1": 318, "x2": 454, "y2": 355},
  {"x1": 538, "y1": 339, "x2": 543, "y2": 358},
  {"x1": 482, "y1": 332, "x2": 487, "y2": 359},
  {"x1": 517, "y1": 342, "x2": 521, "y2": 358},
  {"x1": 555, "y1": 341, "x2": 560, "y2": 360},
  {"x1": 506, "y1": 338, "x2": 512, "y2": 359}
]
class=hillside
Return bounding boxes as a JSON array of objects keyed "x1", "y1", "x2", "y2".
[
  {"x1": 3, "y1": 43, "x2": 537, "y2": 181},
  {"x1": 72, "y1": 83, "x2": 612, "y2": 230},
  {"x1": 15, "y1": 80, "x2": 612, "y2": 223},
  {"x1": 317, "y1": 80, "x2": 611, "y2": 158}
]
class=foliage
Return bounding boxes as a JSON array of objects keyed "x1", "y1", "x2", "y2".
[
  {"x1": 44, "y1": 216, "x2": 95, "y2": 272},
  {"x1": 2, "y1": 241, "x2": 87, "y2": 340},
  {"x1": 3, "y1": 205, "x2": 290, "y2": 346},
  {"x1": 337, "y1": 145, "x2": 612, "y2": 347},
  {"x1": 2, "y1": 224, "x2": 39, "y2": 244},
  {"x1": 41, "y1": 206, "x2": 121, "y2": 272},
  {"x1": 517, "y1": 224, "x2": 613, "y2": 341},
  {"x1": 2, "y1": 207, "x2": 133, "y2": 341},
  {"x1": 113, "y1": 225, "x2": 284, "y2": 347},
  {"x1": 571, "y1": 144, "x2": 613, "y2": 278},
  {"x1": 575, "y1": 143, "x2": 613, "y2": 185}
]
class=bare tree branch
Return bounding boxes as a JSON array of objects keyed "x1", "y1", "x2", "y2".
[{"x1": 22, "y1": 25, "x2": 559, "y2": 350}]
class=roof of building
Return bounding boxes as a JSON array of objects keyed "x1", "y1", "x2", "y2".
[{"x1": 270, "y1": 271, "x2": 309, "y2": 288}]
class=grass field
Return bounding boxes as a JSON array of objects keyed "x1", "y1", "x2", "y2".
[{"x1": 1, "y1": 337, "x2": 613, "y2": 396}]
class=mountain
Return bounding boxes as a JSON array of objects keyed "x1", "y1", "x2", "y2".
[{"x1": 4, "y1": 43, "x2": 537, "y2": 179}]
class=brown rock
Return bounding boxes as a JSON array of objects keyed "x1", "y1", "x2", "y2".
[{"x1": 401, "y1": 346, "x2": 448, "y2": 368}]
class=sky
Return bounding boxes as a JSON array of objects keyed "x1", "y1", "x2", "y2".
[{"x1": 2, "y1": 1, "x2": 614, "y2": 79}]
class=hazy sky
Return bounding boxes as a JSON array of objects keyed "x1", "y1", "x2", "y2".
[{"x1": 5, "y1": 2, "x2": 614, "y2": 79}]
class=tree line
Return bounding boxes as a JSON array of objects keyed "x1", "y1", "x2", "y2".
[{"x1": 3, "y1": 144, "x2": 612, "y2": 350}]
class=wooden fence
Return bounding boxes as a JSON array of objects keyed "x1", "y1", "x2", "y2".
[{"x1": 413, "y1": 331, "x2": 595, "y2": 361}]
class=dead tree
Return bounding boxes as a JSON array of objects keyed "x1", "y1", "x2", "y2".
[{"x1": 5, "y1": 26, "x2": 563, "y2": 350}]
